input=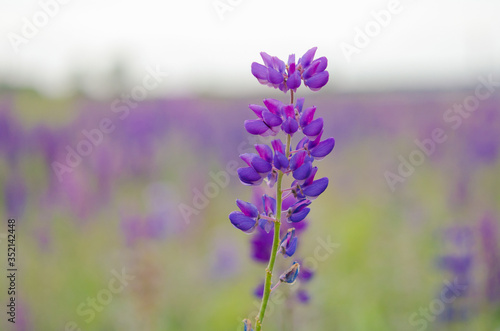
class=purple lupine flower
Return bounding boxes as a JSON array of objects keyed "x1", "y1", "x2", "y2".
[
  {"x1": 251, "y1": 47, "x2": 329, "y2": 93},
  {"x1": 292, "y1": 167, "x2": 329, "y2": 200},
  {"x1": 231, "y1": 47, "x2": 333, "y2": 327},
  {"x1": 286, "y1": 199, "x2": 311, "y2": 223},
  {"x1": 238, "y1": 153, "x2": 273, "y2": 186},
  {"x1": 279, "y1": 228, "x2": 298, "y2": 257},
  {"x1": 280, "y1": 261, "x2": 300, "y2": 284},
  {"x1": 229, "y1": 200, "x2": 259, "y2": 233},
  {"x1": 258, "y1": 194, "x2": 276, "y2": 233}
]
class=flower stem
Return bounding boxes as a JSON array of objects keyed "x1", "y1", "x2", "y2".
[{"x1": 255, "y1": 134, "x2": 291, "y2": 331}]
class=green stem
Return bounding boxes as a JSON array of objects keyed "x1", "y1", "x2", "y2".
[{"x1": 255, "y1": 134, "x2": 291, "y2": 331}]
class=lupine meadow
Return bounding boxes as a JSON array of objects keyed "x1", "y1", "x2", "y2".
[{"x1": 1, "y1": 50, "x2": 500, "y2": 330}]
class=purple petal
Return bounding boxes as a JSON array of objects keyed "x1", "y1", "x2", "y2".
[
  {"x1": 268, "y1": 67, "x2": 284, "y2": 84},
  {"x1": 229, "y1": 211, "x2": 257, "y2": 232},
  {"x1": 307, "y1": 131, "x2": 323, "y2": 149},
  {"x1": 302, "y1": 177, "x2": 329, "y2": 198},
  {"x1": 255, "y1": 144, "x2": 273, "y2": 163},
  {"x1": 290, "y1": 150, "x2": 307, "y2": 170},
  {"x1": 282, "y1": 104, "x2": 295, "y2": 119},
  {"x1": 300, "y1": 47, "x2": 317, "y2": 68},
  {"x1": 310, "y1": 137, "x2": 335, "y2": 159},
  {"x1": 239, "y1": 153, "x2": 256, "y2": 166},
  {"x1": 262, "y1": 111, "x2": 283, "y2": 127},
  {"x1": 285, "y1": 237, "x2": 298, "y2": 257},
  {"x1": 236, "y1": 199, "x2": 259, "y2": 217},
  {"x1": 262, "y1": 194, "x2": 277, "y2": 216},
  {"x1": 291, "y1": 199, "x2": 312, "y2": 213},
  {"x1": 296, "y1": 137, "x2": 309, "y2": 150},
  {"x1": 304, "y1": 166, "x2": 318, "y2": 186},
  {"x1": 293, "y1": 161, "x2": 312, "y2": 180},
  {"x1": 272, "y1": 56, "x2": 286, "y2": 73},
  {"x1": 251, "y1": 62, "x2": 268, "y2": 82},
  {"x1": 259, "y1": 218, "x2": 274, "y2": 233},
  {"x1": 296, "y1": 97, "x2": 305, "y2": 113},
  {"x1": 281, "y1": 118, "x2": 299, "y2": 135},
  {"x1": 251, "y1": 157, "x2": 272, "y2": 174},
  {"x1": 249, "y1": 104, "x2": 266, "y2": 119},
  {"x1": 263, "y1": 98, "x2": 283, "y2": 115},
  {"x1": 290, "y1": 208, "x2": 310, "y2": 223},
  {"x1": 244, "y1": 119, "x2": 270, "y2": 135},
  {"x1": 302, "y1": 118, "x2": 324, "y2": 138},
  {"x1": 288, "y1": 53, "x2": 296, "y2": 67},
  {"x1": 271, "y1": 139, "x2": 285, "y2": 154},
  {"x1": 280, "y1": 261, "x2": 300, "y2": 284},
  {"x1": 299, "y1": 106, "x2": 316, "y2": 127},
  {"x1": 260, "y1": 52, "x2": 273, "y2": 67},
  {"x1": 287, "y1": 71, "x2": 301, "y2": 90},
  {"x1": 303, "y1": 61, "x2": 320, "y2": 80},
  {"x1": 315, "y1": 56, "x2": 328, "y2": 72},
  {"x1": 305, "y1": 71, "x2": 329, "y2": 91},
  {"x1": 273, "y1": 152, "x2": 289, "y2": 170},
  {"x1": 237, "y1": 167, "x2": 262, "y2": 185}
]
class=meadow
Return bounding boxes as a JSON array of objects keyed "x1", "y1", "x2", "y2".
[{"x1": 0, "y1": 89, "x2": 499, "y2": 330}]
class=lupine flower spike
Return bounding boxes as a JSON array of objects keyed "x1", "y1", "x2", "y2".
[{"x1": 229, "y1": 47, "x2": 334, "y2": 331}]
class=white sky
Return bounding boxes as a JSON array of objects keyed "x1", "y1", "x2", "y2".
[{"x1": 0, "y1": 0, "x2": 499, "y2": 97}]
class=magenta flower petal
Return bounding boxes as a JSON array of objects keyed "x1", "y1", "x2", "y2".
[
  {"x1": 305, "y1": 71, "x2": 329, "y2": 91},
  {"x1": 260, "y1": 52, "x2": 273, "y2": 67},
  {"x1": 281, "y1": 118, "x2": 299, "y2": 135},
  {"x1": 236, "y1": 199, "x2": 259, "y2": 218},
  {"x1": 249, "y1": 104, "x2": 267, "y2": 118},
  {"x1": 244, "y1": 119, "x2": 270, "y2": 135},
  {"x1": 293, "y1": 161, "x2": 312, "y2": 180},
  {"x1": 263, "y1": 99, "x2": 283, "y2": 115},
  {"x1": 251, "y1": 157, "x2": 272, "y2": 174},
  {"x1": 251, "y1": 62, "x2": 268, "y2": 83},
  {"x1": 229, "y1": 211, "x2": 257, "y2": 233},
  {"x1": 290, "y1": 208, "x2": 310, "y2": 223},
  {"x1": 268, "y1": 67, "x2": 284, "y2": 85},
  {"x1": 299, "y1": 106, "x2": 316, "y2": 127},
  {"x1": 310, "y1": 137, "x2": 335, "y2": 159},
  {"x1": 300, "y1": 47, "x2": 317, "y2": 68},
  {"x1": 255, "y1": 144, "x2": 273, "y2": 163},
  {"x1": 302, "y1": 177, "x2": 329, "y2": 198},
  {"x1": 302, "y1": 118, "x2": 324, "y2": 138},
  {"x1": 262, "y1": 111, "x2": 283, "y2": 127},
  {"x1": 287, "y1": 71, "x2": 301, "y2": 90},
  {"x1": 237, "y1": 167, "x2": 262, "y2": 185}
]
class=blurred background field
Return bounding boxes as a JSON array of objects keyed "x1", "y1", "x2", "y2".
[
  {"x1": 0, "y1": 88, "x2": 499, "y2": 330},
  {"x1": 1, "y1": 0, "x2": 500, "y2": 330}
]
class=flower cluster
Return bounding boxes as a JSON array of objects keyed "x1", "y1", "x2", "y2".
[
  {"x1": 251, "y1": 47, "x2": 329, "y2": 93},
  {"x1": 229, "y1": 47, "x2": 334, "y2": 331}
]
